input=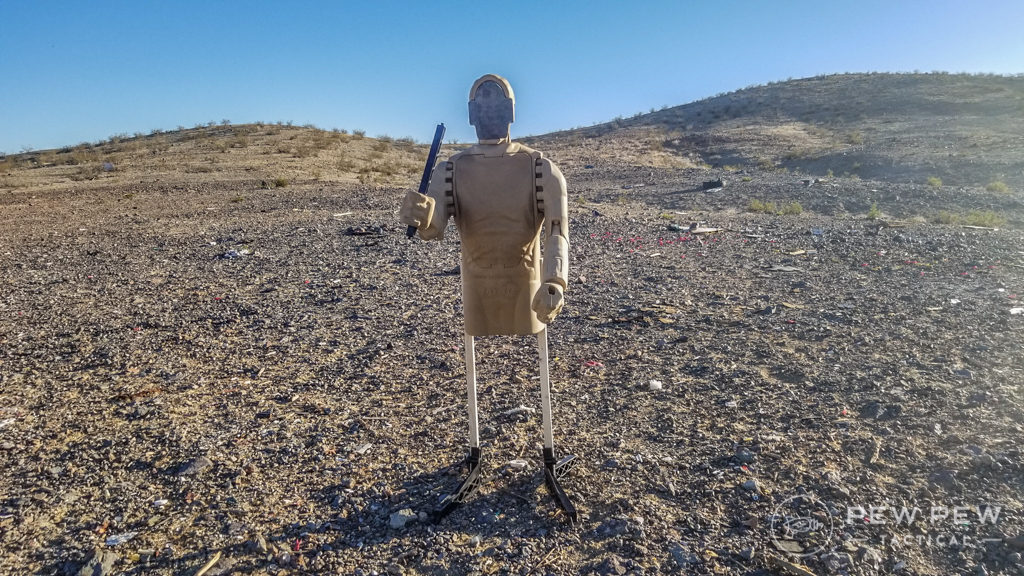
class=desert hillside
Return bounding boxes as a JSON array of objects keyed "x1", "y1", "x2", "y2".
[{"x1": 530, "y1": 73, "x2": 1024, "y2": 188}]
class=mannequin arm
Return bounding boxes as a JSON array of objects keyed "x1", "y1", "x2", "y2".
[
  {"x1": 532, "y1": 158, "x2": 569, "y2": 323},
  {"x1": 400, "y1": 160, "x2": 454, "y2": 240}
]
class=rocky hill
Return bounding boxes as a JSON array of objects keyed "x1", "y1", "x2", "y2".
[{"x1": 531, "y1": 73, "x2": 1024, "y2": 188}]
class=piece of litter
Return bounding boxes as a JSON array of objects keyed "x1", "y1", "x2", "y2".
[
  {"x1": 502, "y1": 406, "x2": 536, "y2": 416},
  {"x1": 1011, "y1": 308, "x2": 1024, "y2": 315},
  {"x1": 354, "y1": 443, "x2": 372, "y2": 455},
  {"x1": 152, "y1": 499, "x2": 168, "y2": 508},
  {"x1": 105, "y1": 532, "x2": 138, "y2": 546},
  {"x1": 950, "y1": 299, "x2": 961, "y2": 305},
  {"x1": 725, "y1": 400, "x2": 739, "y2": 408},
  {"x1": 507, "y1": 459, "x2": 529, "y2": 471},
  {"x1": 649, "y1": 379, "x2": 663, "y2": 391}
]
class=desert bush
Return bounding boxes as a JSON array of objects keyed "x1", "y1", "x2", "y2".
[
  {"x1": 847, "y1": 131, "x2": 864, "y2": 145},
  {"x1": 69, "y1": 164, "x2": 102, "y2": 181},
  {"x1": 293, "y1": 145, "x2": 318, "y2": 158},
  {"x1": 372, "y1": 140, "x2": 390, "y2": 153},
  {"x1": 273, "y1": 177, "x2": 288, "y2": 188},
  {"x1": 747, "y1": 199, "x2": 777, "y2": 213},
  {"x1": 986, "y1": 180, "x2": 1009, "y2": 194},
  {"x1": 866, "y1": 203, "x2": 881, "y2": 220},
  {"x1": 336, "y1": 158, "x2": 358, "y2": 172},
  {"x1": 373, "y1": 161, "x2": 399, "y2": 177},
  {"x1": 926, "y1": 176, "x2": 943, "y2": 187},
  {"x1": 963, "y1": 210, "x2": 1006, "y2": 227},
  {"x1": 781, "y1": 201, "x2": 803, "y2": 215},
  {"x1": 231, "y1": 195, "x2": 245, "y2": 203},
  {"x1": 933, "y1": 210, "x2": 960, "y2": 225},
  {"x1": 352, "y1": 130, "x2": 366, "y2": 139}
]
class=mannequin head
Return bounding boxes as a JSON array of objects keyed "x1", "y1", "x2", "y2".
[{"x1": 468, "y1": 74, "x2": 515, "y2": 143}]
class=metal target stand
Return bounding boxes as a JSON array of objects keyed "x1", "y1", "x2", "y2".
[{"x1": 433, "y1": 329, "x2": 578, "y2": 523}]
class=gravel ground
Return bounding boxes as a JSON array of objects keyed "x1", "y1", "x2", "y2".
[{"x1": 1, "y1": 171, "x2": 1023, "y2": 575}]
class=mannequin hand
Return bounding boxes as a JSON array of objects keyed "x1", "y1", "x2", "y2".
[
  {"x1": 400, "y1": 190, "x2": 434, "y2": 230},
  {"x1": 532, "y1": 282, "x2": 565, "y2": 324}
]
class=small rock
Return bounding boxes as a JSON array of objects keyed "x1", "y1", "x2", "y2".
[
  {"x1": 859, "y1": 401, "x2": 884, "y2": 419},
  {"x1": 974, "y1": 453, "x2": 996, "y2": 468},
  {"x1": 929, "y1": 469, "x2": 958, "y2": 490},
  {"x1": 248, "y1": 534, "x2": 269, "y2": 554},
  {"x1": 1006, "y1": 533, "x2": 1024, "y2": 550},
  {"x1": 738, "y1": 546, "x2": 755, "y2": 561},
  {"x1": 176, "y1": 456, "x2": 213, "y2": 476},
  {"x1": 821, "y1": 551, "x2": 851, "y2": 573},
  {"x1": 468, "y1": 534, "x2": 482, "y2": 548},
  {"x1": 767, "y1": 555, "x2": 816, "y2": 576},
  {"x1": 648, "y1": 379, "x2": 663, "y2": 391},
  {"x1": 78, "y1": 548, "x2": 118, "y2": 576},
  {"x1": 856, "y1": 546, "x2": 883, "y2": 569},
  {"x1": 669, "y1": 543, "x2": 699, "y2": 566},
  {"x1": 389, "y1": 508, "x2": 417, "y2": 530},
  {"x1": 864, "y1": 438, "x2": 880, "y2": 465},
  {"x1": 735, "y1": 447, "x2": 756, "y2": 464},
  {"x1": 742, "y1": 479, "x2": 760, "y2": 492},
  {"x1": 596, "y1": 554, "x2": 628, "y2": 576}
]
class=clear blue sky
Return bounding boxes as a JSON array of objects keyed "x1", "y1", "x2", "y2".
[{"x1": 2, "y1": 0, "x2": 1022, "y2": 154}]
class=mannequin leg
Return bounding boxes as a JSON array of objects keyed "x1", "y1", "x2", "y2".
[
  {"x1": 537, "y1": 328, "x2": 555, "y2": 450},
  {"x1": 466, "y1": 334, "x2": 480, "y2": 450},
  {"x1": 434, "y1": 332, "x2": 484, "y2": 521},
  {"x1": 537, "y1": 328, "x2": 579, "y2": 522}
]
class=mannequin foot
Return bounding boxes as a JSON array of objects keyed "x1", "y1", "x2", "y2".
[{"x1": 434, "y1": 447, "x2": 483, "y2": 522}]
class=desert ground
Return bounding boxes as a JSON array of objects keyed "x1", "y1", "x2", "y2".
[{"x1": 2, "y1": 75, "x2": 1024, "y2": 575}]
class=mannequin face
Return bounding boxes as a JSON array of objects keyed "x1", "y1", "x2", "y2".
[{"x1": 469, "y1": 81, "x2": 514, "y2": 141}]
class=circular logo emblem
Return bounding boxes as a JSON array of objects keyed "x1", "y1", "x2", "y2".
[{"x1": 770, "y1": 494, "x2": 835, "y2": 558}]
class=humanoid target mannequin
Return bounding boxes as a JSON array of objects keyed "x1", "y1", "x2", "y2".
[{"x1": 401, "y1": 74, "x2": 577, "y2": 521}]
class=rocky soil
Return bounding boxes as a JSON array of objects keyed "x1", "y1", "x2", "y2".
[{"x1": 1, "y1": 164, "x2": 1023, "y2": 575}]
